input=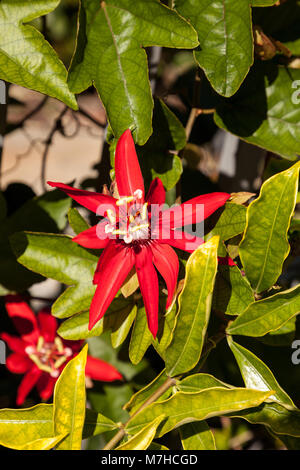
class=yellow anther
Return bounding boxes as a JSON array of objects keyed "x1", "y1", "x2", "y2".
[
  {"x1": 53, "y1": 356, "x2": 68, "y2": 369},
  {"x1": 36, "y1": 336, "x2": 44, "y2": 352},
  {"x1": 106, "y1": 209, "x2": 116, "y2": 224},
  {"x1": 112, "y1": 229, "x2": 128, "y2": 236},
  {"x1": 141, "y1": 202, "x2": 148, "y2": 220},
  {"x1": 28, "y1": 353, "x2": 52, "y2": 374},
  {"x1": 54, "y1": 336, "x2": 64, "y2": 353},
  {"x1": 130, "y1": 223, "x2": 149, "y2": 233},
  {"x1": 129, "y1": 214, "x2": 135, "y2": 223},
  {"x1": 116, "y1": 196, "x2": 134, "y2": 206}
]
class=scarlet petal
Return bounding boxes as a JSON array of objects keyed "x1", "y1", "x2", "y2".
[
  {"x1": 37, "y1": 310, "x2": 57, "y2": 343},
  {"x1": 160, "y1": 192, "x2": 230, "y2": 228},
  {"x1": 155, "y1": 227, "x2": 204, "y2": 253},
  {"x1": 151, "y1": 243, "x2": 179, "y2": 309},
  {"x1": 73, "y1": 222, "x2": 110, "y2": 249},
  {"x1": 146, "y1": 178, "x2": 166, "y2": 206},
  {"x1": 5, "y1": 295, "x2": 39, "y2": 344},
  {"x1": 115, "y1": 129, "x2": 145, "y2": 198},
  {"x1": 89, "y1": 242, "x2": 135, "y2": 329},
  {"x1": 85, "y1": 356, "x2": 122, "y2": 382},
  {"x1": 6, "y1": 353, "x2": 32, "y2": 374},
  {"x1": 16, "y1": 366, "x2": 42, "y2": 406},
  {"x1": 47, "y1": 182, "x2": 116, "y2": 216},
  {"x1": 0, "y1": 333, "x2": 26, "y2": 354},
  {"x1": 36, "y1": 373, "x2": 56, "y2": 401},
  {"x1": 218, "y1": 256, "x2": 236, "y2": 266},
  {"x1": 135, "y1": 246, "x2": 159, "y2": 338}
]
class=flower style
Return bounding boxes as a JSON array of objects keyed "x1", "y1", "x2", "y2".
[
  {"x1": 48, "y1": 129, "x2": 230, "y2": 338},
  {"x1": 1, "y1": 295, "x2": 122, "y2": 405}
]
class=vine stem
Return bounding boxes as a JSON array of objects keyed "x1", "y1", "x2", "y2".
[{"x1": 103, "y1": 376, "x2": 177, "y2": 450}]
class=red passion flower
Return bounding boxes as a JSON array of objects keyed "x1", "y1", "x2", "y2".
[
  {"x1": 1, "y1": 295, "x2": 122, "y2": 405},
  {"x1": 48, "y1": 129, "x2": 230, "y2": 338}
]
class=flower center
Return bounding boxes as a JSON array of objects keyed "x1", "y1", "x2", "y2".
[
  {"x1": 25, "y1": 336, "x2": 72, "y2": 378},
  {"x1": 105, "y1": 189, "x2": 150, "y2": 244}
]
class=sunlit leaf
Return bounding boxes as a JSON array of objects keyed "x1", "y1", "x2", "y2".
[
  {"x1": 53, "y1": 345, "x2": 88, "y2": 450},
  {"x1": 227, "y1": 284, "x2": 300, "y2": 336},
  {"x1": 68, "y1": 0, "x2": 198, "y2": 144},
  {"x1": 165, "y1": 237, "x2": 219, "y2": 376}
]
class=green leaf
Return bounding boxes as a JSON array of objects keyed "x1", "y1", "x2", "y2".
[
  {"x1": 11, "y1": 232, "x2": 98, "y2": 318},
  {"x1": 205, "y1": 202, "x2": 247, "y2": 243},
  {"x1": 152, "y1": 303, "x2": 178, "y2": 359},
  {"x1": 68, "y1": 207, "x2": 90, "y2": 235},
  {"x1": 212, "y1": 263, "x2": 255, "y2": 316},
  {"x1": 0, "y1": 189, "x2": 71, "y2": 292},
  {"x1": 251, "y1": 0, "x2": 278, "y2": 5},
  {"x1": 178, "y1": 373, "x2": 231, "y2": 393},
  {"x1": 214, "y1": 64, "x2": 300, "y2": 160},
  {"x1": 58, "y1": 296, "x2": 135, "y2": 341},
  {"x1": 117, "y1": 415, "x2": 165, "y2": 450},
  {"x1": 239, "y1": 162, "x2": 300, "y2": 293},
  {"x1": 165, "y1": 237, "x2": 219, "y2": 377},
  {"x1": 127, "y1": 388, "x2": 272, "y2": 437},
  {"x1": 175, "y1": 0, "x2": 253, "y2": 97},
  {"x1": 124, "y1": 370, "x2": 172, "y2": 415},
  {"x1": 68, "y1": 0, "x2": 198, "y2": 144},
  {"x1": 53, "y1": 345, "x2": 88, "y2": 450},
  {"x1": 227, "y1": 284, "x2": 300, "y2": 336},
  {"x1": 0, "y1": 404, "x2": 54, "y2": 450},
  {"x1": 228, "y1": 338, "x2": 295, "y2": 407},
  {"x1": 136, "y1": 99, "x2": 185, "y2": 191},
  {"x1": 180, "y1": 421, "x2": 216, "y2": 450},
  {"x1": 109, "y1": 98, "x2": 185, "y2": 192},
  {"x1": 229, "y1": 402, "x2": 300, "y2": 437},
  {"x1": 129, "y1": 305, "x2": 152, "y2": 365},
  {"x1": 19, "y1": 434, "x2": 67, "y2": 450},
  {"x1": 83, "y1": 409, "x2": 118, "y2": 439},
  {"x1": 0, "y1": 0, "x2": 77, "y2": 108}
]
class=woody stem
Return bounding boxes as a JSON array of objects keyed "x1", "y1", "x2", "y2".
[{"x1": 102, "y1": 376, "x2": 177, "y2": 450}]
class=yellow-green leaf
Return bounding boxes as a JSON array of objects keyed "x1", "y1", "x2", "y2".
[
  {"x1": 117, "y1": 416, "x2": 165, "y2": 450},
  {"x1": 129, "y1": 306, "x2": 152, "y2": 365},
  {"x1": 227, "y1": 284, "x2": 300, "y2": 337},
  {"x1": 240, "y1": 162, "x2": 300, "y2": 293},
  {"x1": 53, "y1": 345, "x2": 88, "y2": 450},
  {"x1": 165, "y1": 237, "x2": 219, "y2": 376},
  {"x1": 0, "y1": 404, "x2": 53, "y2": 450},
  {"x1": 180, "y1": 421, "x2": 216, "y2": 450},
  {"x1": 127, "y1": 388, "x2": 272, "y2": 437},
  {"x1": 19, "y1": 434, "x2": 67, "y2": 450},
  {"x1": 228, "y1": 337, "x2": 295, "y2": 407}
]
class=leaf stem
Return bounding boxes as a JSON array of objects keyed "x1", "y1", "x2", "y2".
[{"x1": 102, "y1": 376, "x2": 177, "y2": 450}]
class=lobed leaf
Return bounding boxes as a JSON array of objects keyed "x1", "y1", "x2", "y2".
[
  {"x1": 68, "y1": 0, "x2": 198, "y2": 144},
  {"x1": 0, "y1": 0, "x2": 77, "y2": 108},
  {"x1": 175, "y1": 0, "x2": 253, "y2": 97}
]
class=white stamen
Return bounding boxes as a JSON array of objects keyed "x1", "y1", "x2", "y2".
[
  {"x1": 25, "y1": 345, "x2": 35, "y2": 355},
  {"x1": 50, "y1": 369, "x2": 60, "y2": 378},
  {"x1": 123, "y1": 234, "x2": 133, "y2": 244},
  {"x1": 64, "y1": 347, "x2": 73, "y2": 357},
  {"x1": 105, "y1": 224, "x2": 114, "y2": 234},
  {"x1": 133, "y1": 189, "x2": 143, "y2": 199}
]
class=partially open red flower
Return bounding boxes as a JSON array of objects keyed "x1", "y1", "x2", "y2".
[
  {"x1": 48, "y1": 129, "x2": 230, "y2": 337},
  {"x1": 1, "y1": 295, "x2": 122, "y2": 405}
]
